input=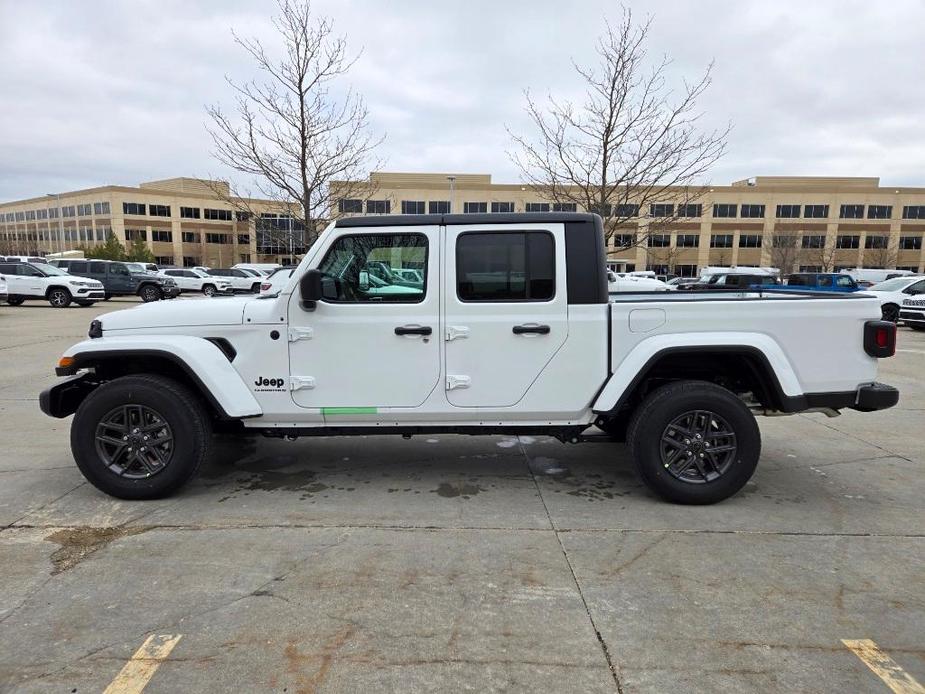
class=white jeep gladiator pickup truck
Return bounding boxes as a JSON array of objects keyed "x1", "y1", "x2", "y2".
[{"x1": 40, "y1": 213, "x2": 899, "y2": 504}]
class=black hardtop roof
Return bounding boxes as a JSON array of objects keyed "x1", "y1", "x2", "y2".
[{"x1": 334, "y1": 212, "x2": 599, "y2": 228}]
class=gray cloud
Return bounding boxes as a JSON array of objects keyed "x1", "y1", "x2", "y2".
[{"x1": 2, "y1": 0, "x2": 923, "y2": 201}]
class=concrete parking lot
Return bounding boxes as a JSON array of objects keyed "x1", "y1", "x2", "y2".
[{"x1": 0, "y1": 298, "x2": 923, "y2": 693}]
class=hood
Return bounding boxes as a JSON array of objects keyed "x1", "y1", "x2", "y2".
[
  {"x1": 100, "y1": 295, "x2": 255, "y2": 331},
  {"x1": 131, "y1": 271, "x2": 164, "y2": 280}
]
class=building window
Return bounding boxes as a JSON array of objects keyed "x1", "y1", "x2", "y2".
[
  {"x1": 738, "y1": 234, "x2": 762, "y2": 248},
  {"x1": 122, "y1": 202, "x2": 146, "y2": 216},
  {"x1": 206, "y1": 233, "x2": 229, "y2": 244},
  {"x1": 236, "y1": 211, "x2": 251, "y2": 222},
  {"x1": 590, "y1": 204, "x2": 613, "y2": 217},
  {"x1": 180, "y1": 206, "x2": 200, "y2": 219},
  {"x1": 365, "y1": 200, "x2": 390, "y2": 214},
  {"x1": 713, "y1": 203, "x2": 737, "y2": 218},
  {"x1": 149, "y1": 204, "x2": 171, "y2": 217},
  {"x1": 650, "y1": 203, "x2": 674, "y2": 217},
  {"x1": 464, "y1": 202, "x2": 487, "y2": 214},
  {"x1": 836, "y1": 235, "x2": 860, "y2": 249},
  {"x1": 802, "y1": 235, "x2": 826, "y2": 248},
  {"x1": 647, "y1": 264, "x2": 669, "y2": 275},
  {"x1": 899, "y1": 235, "x2": 922, "y2": 250},
  {"x1": 456, "y1": 231, "x2": 554, "y2": 302},
  {"x1": 25, "y1": 210, "x2": 36, "y2": 220},
  {"x1": 93, "y1": 202, "x2": 110, "y2": 215},
  {"x1": 840, "y1": 204, "x2": 864, "y2": 219},
  {"x1": 75, "y1": 204, "x2": 91, "y2": 216},
  {"x1": 154, "y1": 255, "x2": 173, "y2": 266},
  {"x1": 183, "y1": 256, "x2": 199, "y2": 268},
  {"x1": 401, "y1": 200, "x2": 425, "y2": 215},
  {"x1": 867, "y1": 205, "x2": 892, "y2": 219},
  {"x1": 710, "y1": 234, "x2": 733, "y2": 248},
  {"x1": 429, "y1": 200, "x2": 451, "y2": 214},
  {"x1": 338, "y1": 199, "x2": 363, "y2": 214},
  {"x1": 675, "y1": 264, "x2": 698, "y2": 277},
  {"x1": 740, "y1": 204, "x2": 765, "y2": 218},
  {"x1": 676, "y1": 203, "x2": 702, "y2": 217},
  {"x1": 182, "y1": 232, "x2": 200, "y2": 243},
  {"x1": 647, "y1": 234, "x2": 670, "y2": 247},
  {"x1": 491, "y1": 201, "x2": 514, "y2": 213},
  {"x1": 62, "y1": 205, "x2": 76, "y2": 217},
  {"x1": 237, "y1": 234, "x2": 251, "y2": 244},
  {"x1": 125, "y1": 228, "x2": 147, "y2": 241},
  {"x1": 151, "y1": 230, "x2": 172, "y2": 242},
  {"x1": 552, "y1": 202, "x2": 577, "y2": 212},
  {"x1": 525, "y1": 202, "x2": 550, "y2": 212},
  {"x1": 240, "y1": 253, "x2": 252, "y2": 263},
  {"x1": 676, "y1": 234, "x2": 699, "y2": 247},
  {"x1": 615, "y1": 204, "x2": 639, "y2": 217},
  {"x1": 204, "y1": 208, "x2": 233, "y2": 221},
  {"x1": 612, "y1": 233, "x2": 636, "y2": 247},
  {"x1": 902, "y1": 205, "x2": 925, "y2": 219},
  {"x1": 36, "y1": 209, "x2": 47, "y2": 220},
  {"x1": 776, "y1": 204, "x2": 801, "y2": 218},
  {"x1": 96, "y1": 226, "x2": 110, "y2": 241},
  {"x1": 864, "y1": 235, "x2": 889, "y2": 249},
  {"x1": 803, "y1": 204, "x2": 828, "y2": 218}
]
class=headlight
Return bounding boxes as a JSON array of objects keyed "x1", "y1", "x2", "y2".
[{"x1": 69, "y1": 280, "x2": 89, "y2": 287}]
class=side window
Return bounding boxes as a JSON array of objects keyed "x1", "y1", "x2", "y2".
[
  {"x1": 456, "y1": 231, "x2": 554, "y2": 302},
  {"x1": 835, "y1": 276, "x2": 854, "y2": 287},
  {"x1": 906, "y1": 280, "x2": 925, "y2": 295},
  {"x1": 111, "y1": 264, "x2": 129, "y2": 276},
  {"x1": 818, "y1": 275, "x2": 833, "y2": 287},
  {"x1": 69, "y1": 261, "x2": 88, "y2": 273},
  {"x1": 317, "y1": 234, "x2": 427, "y2": 303},
  {"x1": 0, "y1": 263, "x2": 14, "y2": 274},
  {"x1": 89, "y1": 262, "x2": 106, "y2": 274}
]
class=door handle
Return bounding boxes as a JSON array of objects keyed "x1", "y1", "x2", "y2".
[
  {"x1": 513, "y1": 324, "x2": 551, "y2": 335},
  {"x1": 394, "y1": 325, "x2": 432, "y2": 336}
]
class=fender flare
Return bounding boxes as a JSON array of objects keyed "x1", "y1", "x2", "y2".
[
  {"x1": 592, "y1": 333, "x2": 803, "y2": 413},
  {"x1": 54, "y1": 335, "x2": 262, "y2": 418}
]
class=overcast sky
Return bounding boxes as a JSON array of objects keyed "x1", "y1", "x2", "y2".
[{"x1": 2, "y1": 0, "x2": 924, "y2": 202}]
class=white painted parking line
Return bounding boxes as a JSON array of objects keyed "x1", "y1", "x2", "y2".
[
  {"x1": 103, "y1": 634, "x2": 182, "y2": 694},
  {"x1": 896, "y1": 349, "x2": 925, "y2": 355},
  {"x1": 842, "y1": 639, "x2": 925, "y2": 694}
]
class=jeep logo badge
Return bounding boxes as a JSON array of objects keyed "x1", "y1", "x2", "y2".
[{"x1": 254, "y1": 377, "x2": 285, "y2": 391}]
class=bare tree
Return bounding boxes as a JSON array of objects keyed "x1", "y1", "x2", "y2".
[
  {"x1": 207, "y1": 0, "x2": 384, "y2": 249},
  {"x1": 765, "y1": 227, "x2": 802, "y2": 274},
  {"x1": 862, "y1": 242, "x2": 898, "y2": 269},
  {"x1": 803, "y1": 238, "x2": 837, "y2": 272},
  {"x1": 508, "y1": 7, "x2": 728, "y2": 252}
]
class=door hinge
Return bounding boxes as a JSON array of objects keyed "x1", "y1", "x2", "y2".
[
  {"x1": 288, "y1": 327, "x2": 314, "y2": 342},
  {"x1": 290, "y1": 376, "x2": 316, "y2": 391},
  {"x1": 446, "y1": 325, "x2": 469, "y2": 341},
  {"x1": 446, "y1": 374, "x2": 471, "y2": 390}
]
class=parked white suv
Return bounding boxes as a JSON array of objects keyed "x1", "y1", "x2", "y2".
[
  {"x1": 205, "y1": 268, "x2": 263, "y2": 293},
  {"x1": 0, "y1": 272, "x2": 7, "y2": 303},
  {"x1": 0, "y1": 261, "x2": 104, "y2": 307},
  {"x1": 863, "y1": 275, "x2": 925, "y2": 322},
  {"x1": 157, "y1": 269, "x2": 233, "y2": 296}
]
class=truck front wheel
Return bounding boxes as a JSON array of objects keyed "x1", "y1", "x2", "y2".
[
  {"x1": 626, "y1": 380, "x2": 760, "y2": 505},
  {"x1": 71, "y1": 375, "x2": 212, "y2": 500},
  {"x1": 139, "y1": 285, "x2": 162, "y2": 302}
]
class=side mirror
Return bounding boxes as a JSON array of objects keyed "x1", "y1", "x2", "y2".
[
  {"x1": 300, "y1": 268, "x2": 323, "y2": 310},
  {"x1": 359, "y1": 270, "x2": 370, "y2": 291}
]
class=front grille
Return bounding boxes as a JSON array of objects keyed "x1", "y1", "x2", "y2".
[{"x1": 903, "y1": 299, "x2": 925, "y2": 307}]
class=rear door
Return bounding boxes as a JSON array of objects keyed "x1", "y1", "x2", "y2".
[
  {"x1": 288, "y1": 226, "x2": 441, "y2": 410},
  {"x1": 443, "y1": 224, "x2": 568, "y2": 407}
]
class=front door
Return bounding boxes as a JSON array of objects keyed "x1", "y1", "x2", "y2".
[
  {"x1": 288, "y1": 226, "x2": 441, "y2": 411},
  {"x1": 443, "y1": 224, "x2": 568, "y2": 407}
]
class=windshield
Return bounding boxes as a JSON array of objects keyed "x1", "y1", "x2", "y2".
[
  {"x1": 870, "y1": 277, "x2": 918, "y2": 291},
  {"x1": 125, "y1": 263, "x2": 146, "y2": 273},
  {"x1": 191, "y1": 269, "x2": 210, "y2": 278},
  {"x1": 39, "y1": 264, "x2": 70, "y2": 276}
]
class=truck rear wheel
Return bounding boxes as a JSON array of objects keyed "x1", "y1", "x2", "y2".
[
  {"x1": 626, "y1": 380, "x2": 760, "y2": 504},
  {"x1": 71, "y1": 375, "x2": 212, "y2": 500}
]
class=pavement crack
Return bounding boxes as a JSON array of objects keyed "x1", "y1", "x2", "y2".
[{"x1": 519, "y1": 436, "x2": 624, "y2": 694}]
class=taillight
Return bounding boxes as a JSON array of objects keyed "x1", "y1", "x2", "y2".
[
  {"x1": 863, "y1": 320, "x2": 896, "y2": 358},
  {"x1": 261, "y1": 283, "x2": 271, "y2": 291}
]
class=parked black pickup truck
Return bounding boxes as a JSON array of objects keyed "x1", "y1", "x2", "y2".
[{"x1": 51, "y1": 259, "x2": 179, "y2": 302}]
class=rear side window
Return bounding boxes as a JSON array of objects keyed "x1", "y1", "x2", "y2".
[
  {"x1": 836, "y1": 276, "x2": 854, "y2": 287},
  {"x1": 787, "y1": 274, "x2": 808, "y2": 286},
  {"x1": 89, "y1": 262, "x2": 106, "y2": 274},
  {"x1": 69, "y1": 261, "x2": 88, "y2": 273},
  {"x1": 456, "y1": 231, "x2": 554, "y2": 302},
  {"x1": 818, "y1": 275, "x2": 833, "y2": 287}
]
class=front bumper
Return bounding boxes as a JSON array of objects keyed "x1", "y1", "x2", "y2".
[
  {"x1": 162, "y1": 285, "x2": 181, "y2": 298},
  {"x1": 39, "y1": 373, "x2": 97, "y2": 418},
  {"x1": 75, "y1": 288, "x2": 105, "y2": 299},
  {"x1": 899, "y1": 308, "x2": 925, "y2": 324}
]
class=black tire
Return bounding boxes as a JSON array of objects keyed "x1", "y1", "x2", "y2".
[
  {"x1": 626, "y1": 380, "x2": 761, "y2": 505},
  {"x1": 202, "y1": 284, "x2": 216, "y2": 297},
  {"x1": 47, "y1": 287, "x2": 72, "y2": 308},
  {"x1": 251, "y1": 282, "x2": 261, "y2": 293},
  {"x1": 6, "y1": 296, "x2": 25, "y2": 306},
  {"x1": 75, "y1": 301, "x2": 96, "y2": 307},
  {"x1": 139, "y1": 285, "x2": 162, "y2": 302},
  {"x1": 71, "y1": 375, "x2": 212, "y2": 500},
  {"x1": 909, "y1": 324, "x2": 925, "y2": 331},
  {"x1": 882, "y1": 304, "x2": 900, "y2": 323},
  {"x1": 103, "y1": 293, "x2": 111, "y2": 301}
]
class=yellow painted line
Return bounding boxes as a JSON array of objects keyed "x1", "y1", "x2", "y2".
[
  {"x1": 842, "y1": 639, "x2": 925, "y2": 694},
  {"x1": 103, "y1": 634, "x2": 182, "y2": 694}
]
